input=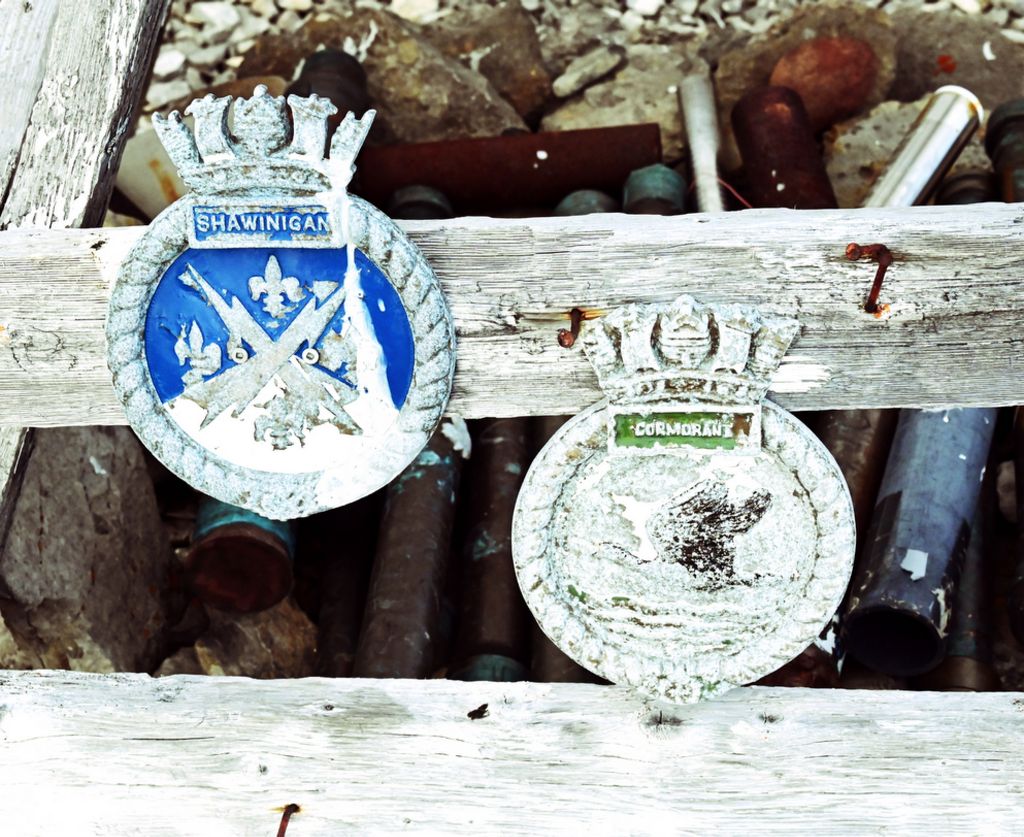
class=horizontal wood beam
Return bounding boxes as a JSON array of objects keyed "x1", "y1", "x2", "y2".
[
  {"x1": 2, "y1": 203, "x2": 1023, "y2": 426},
  {"x1": 0, "y1": 670, "x2": 1021, "y2": 834}
]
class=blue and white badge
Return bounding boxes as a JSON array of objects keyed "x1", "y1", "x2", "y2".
[{"x1": 107, "y1": 86, "x2": 455, "y2": 519}]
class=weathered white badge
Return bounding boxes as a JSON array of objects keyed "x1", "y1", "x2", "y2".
[
  {"x1": 106, "y1": 86, "x2": 455, "y2": 519},
  {"x1": 513, "y1": 295, "x2": 855, "y2": 702}
]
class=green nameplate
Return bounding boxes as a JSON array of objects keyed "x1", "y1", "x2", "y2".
[{"x1": 610, "y1": 408, "x2": 759, "y2": 452}]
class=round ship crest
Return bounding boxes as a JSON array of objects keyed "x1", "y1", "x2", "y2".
[
  {"x1": 107, "y1": 87, "x2": 455, "y2": 519},
  {"x1": 512, "y1": 295, "x2": 855, "y2": 702}
]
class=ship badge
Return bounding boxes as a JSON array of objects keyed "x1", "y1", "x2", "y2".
[
  {"x1": 106, "y1": 86, "x2": 455, "y2": 519},
  {"x1": 512, "y1": 295, "x2": 855, "y2": 702}
]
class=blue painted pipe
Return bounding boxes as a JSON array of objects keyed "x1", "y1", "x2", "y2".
[{"x1": 842, "y1": 408, "x2": 997, "y2": 676}]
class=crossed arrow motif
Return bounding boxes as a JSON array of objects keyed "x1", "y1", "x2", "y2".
[{"x1": 177, "y1": 263, "x2": 359, "y2": 432}]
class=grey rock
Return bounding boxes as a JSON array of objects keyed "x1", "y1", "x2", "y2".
[
  {"x1": 187, "y1": 43, "x2": 229, "y2": 71},
  {"x1": 239, "y1": 8, "x2": 527, "y2": 143},
  {"x1": 186, "y1": 1, "x2": 242, "y2": 45},
  {"x1": 824, "y1": 96, "x2": 990, "y2": 208},
  {"x1": 146, "y1": 79, "x2": 193, "y2": 111},
  {"x1": 153, "y1": 47, "x2": 187, "y2": 82},
  {"x1": 552, "y1": 45, "x2": 625, "y2": 98},
  {"x1": 714, "y1": 2, "x2": 898, "y2": 170},
  {"x1": 541, "y1": 43, "x2": 695, "y2": 162},
  {"x1": 0, "y1": 428, "x2": 176, "y2": 673},
  {"x1": 423, "y1": 1, "x2": 553, "y2": 121},
  {"x1": 890, "y1": 8, "x2": 1024, "y2": 112},
  {"x1": 155, "y1": 597, "x2": 317, "y2": 678}
]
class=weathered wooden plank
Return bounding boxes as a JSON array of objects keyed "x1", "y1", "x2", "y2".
[
  {"x1": 0, "y1": 426, "x2": 31, "y2": 552},
  {"x1": 0, "y1": 0, "x2": 60, "y2": 200},
  {"x1": 0, "y1": 671, "x2": 1020, "y2": 835},
  {"x1": 1, "y1": 203, "x2": 1024, "y2": 425},
  {"x1": 0, "y1": 0, "x2": 171, "y2": 536},
  {"x1": 0, "y1": 0, "x2": 171, "y2": 229}
]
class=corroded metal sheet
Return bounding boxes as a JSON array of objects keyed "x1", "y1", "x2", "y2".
[
  {"x1": 106, "y1": 86, "x2": 455, "y2": 520},
  {"x1": 512, "y1": 295, "x2": 855, "y2": 702}
]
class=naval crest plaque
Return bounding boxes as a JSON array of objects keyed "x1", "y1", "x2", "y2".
[
  {"x1": 512, "y1": 295, "x2": 855, "y2": 702},
  {"x1": 106, "y1": 86, "x2": 455, "y2": 519}
]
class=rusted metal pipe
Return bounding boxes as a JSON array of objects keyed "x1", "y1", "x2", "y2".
[
  {"x1": 354, "y1": 423, "x2": 467, "y2": 679},
  {"x1": 353, "y1": 124, "x2": 662, "y2": 214},
  {"x1": 730, "y1": 86, "x2": 837, "y2": 209},
  {"x1": 184, "y1": 497, "x2": 295, "y2": 613},
  {"x1": 449, "y1": 418, "x2": 531, "y2": 682}
]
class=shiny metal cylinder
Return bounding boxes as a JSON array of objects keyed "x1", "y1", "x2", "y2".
[
  {"x1": 985, "y1": 98, "x2": 1024, "y2": 202},
  {"x1": 862, "y1": 85, "x2": 983, "y2": 208},
  {"x1": 449, "y1": 418, "x2": 531, "y2": 682},
  {"x1": 679, "y1": 68, "x2": 725, "y2": 213},
  {"x1": 843, "y1": 408, "x2": 997, "y2": 677},
  {"x1": 354, "y1": 428, "x2": 464, "y2": 678},
  {"x1": 185, "y1": 498, "x2": 295, "y2": 613},
  {"x1": 553, "y1": 189, "x2": 619, "y2": 216},
  {"x1": 731, "y1": 86, "x2": 837, "y2": 209},
  {"x1": 622, "y1": 163, "x2": 687, "y2": 215}
]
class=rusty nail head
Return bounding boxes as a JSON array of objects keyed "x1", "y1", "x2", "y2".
[{"x1": 557, "y1": 308, "x2": 584, "y2": 348}]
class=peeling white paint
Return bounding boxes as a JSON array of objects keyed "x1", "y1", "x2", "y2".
[
  {"x1": 934, "y1": 586, "x2": 951, "y2": 637},
  {"x1": 900, "y1": 549, "x2": 928, "y2": 581},
  {"x1": 441, "y1": 415, "x2": 472, "y2": 459},
  {"x1": 769, "y1": 357, "x2": 831, "y2": 393}
]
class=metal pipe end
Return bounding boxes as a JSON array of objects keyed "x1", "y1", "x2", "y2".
[{"x1": 933, "y1": 85, "x2": 985, "y2": 124}]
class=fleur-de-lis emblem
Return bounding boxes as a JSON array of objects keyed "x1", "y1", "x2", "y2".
[
  {"x1": 248, "y1": 255, "x2": 305, "y2": 318},
  {"x1": 174, "y1": 321, "x2": 222, "y2": 386}
]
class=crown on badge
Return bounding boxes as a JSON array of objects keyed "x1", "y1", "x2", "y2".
[
  {"x1": 152, "y1": 84, "x2": 374, "y2": 195},
  {"x1": 581, "y1": 295, "x2": 800, "y2": 405}
]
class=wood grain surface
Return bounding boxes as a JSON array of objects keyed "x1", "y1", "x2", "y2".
[
  {"x1": 0, "y1": 670, "x2": 1021, "y2": 835},
  {"x1": 1, "y1": 203, "x2": 1023, "y2": 425}
]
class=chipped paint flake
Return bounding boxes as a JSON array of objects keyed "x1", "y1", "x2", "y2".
[{"x1": 900, "y1": 549, "x2": 928, "y2": 581}]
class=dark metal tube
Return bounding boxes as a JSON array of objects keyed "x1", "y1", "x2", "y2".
[
  {"x1": 525, "y1": 414, "x2": 605, "y2": 684},
  {"x1": 843, "y1": 408, "x2": 997, "y2": 677},
  {"x1": 285, "y1": 49, "x2": 371, "y2": 141},
  {"x1": 554, "y1": 189, "x2": 619, "y2": 216},
  {"x1": 185, "y1": 497, "x2": 295, "y2": 613},
  {"x1": 1010, "y1": 409, "x2": 1024, "y2": 646},
  {"x1": 934, "y1": 170, "x2": 996, "y2": 206},
  {"x1": 354, "y1": 426, "x2": 465, "y2": 678},
  {"x1": 449, "y1": 418, "x2": 531, "y2": 682},
  {"x1": 386, "y1": 185, "x2": 454, "y2": 220},
  {"x1": 730, "y1": 86, "x2": 837, "y2": 209},
  {"x1": 312, "y1": 496, "x2": 377, "y2": 677},
  {"x1": 986, "y1": 99, "x2": 1024, "y2": 202},
  {"x1": 914, "y1": 503, "x2": 999, "y2": 691},
  {"x1": 622, "y1": 163, "x2": 687, "y2": 215}
]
